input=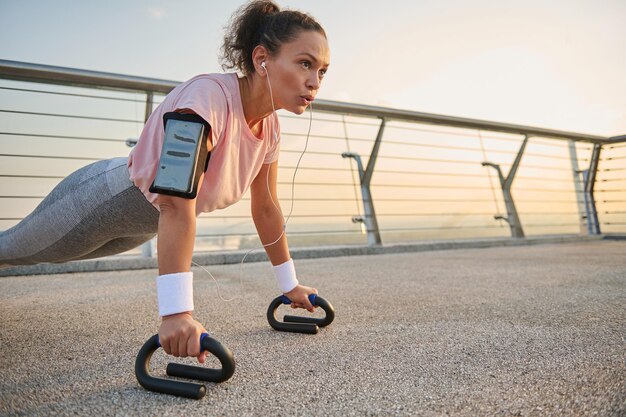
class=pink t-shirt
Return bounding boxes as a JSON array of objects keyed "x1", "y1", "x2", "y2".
[{"x1": 128, "y1": 73, "x2": 280, "y2": 214}]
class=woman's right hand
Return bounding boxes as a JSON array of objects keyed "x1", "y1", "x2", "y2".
[
  {"x1": 158, "y1": 311, "x2": 208, "y2": 364},
  {"x1": 284, "y1": 284, "x2": 318, "y2": 312}
]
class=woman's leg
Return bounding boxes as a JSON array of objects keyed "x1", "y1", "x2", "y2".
[
  {"x1": 72, "y1": 235, "x2": 156, "y2": 261},
  {"x1": 0, "y1": 157, "x2": 160, "y2": 266}
]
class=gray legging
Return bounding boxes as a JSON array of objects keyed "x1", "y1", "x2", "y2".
[{"x1": 0, "y1": 157, "x2": 160, "y2": 267}]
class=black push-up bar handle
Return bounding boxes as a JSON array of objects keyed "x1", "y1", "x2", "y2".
[
  {"x1": 267, "y1": 294, "x2": 335, "y2": 334},
  {"x1": 135, "y1": 333, "x2": 235, "y2": 399}
]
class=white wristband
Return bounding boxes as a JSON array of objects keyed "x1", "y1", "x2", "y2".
[
  {"x1": 156, "y1": 272, "x2": 194, "y2": 317},
  {"x1": 272, "y1": 258, "x2": 299, "y2": 293}
]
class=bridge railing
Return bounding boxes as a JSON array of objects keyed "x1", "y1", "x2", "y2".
[{"x1": 1, "y1": 59, "x2": 624, "y2": 258}]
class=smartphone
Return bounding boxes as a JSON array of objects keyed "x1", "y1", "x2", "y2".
[{"x1": 149, "y1": 112, "x2": 211, "y2": 199}]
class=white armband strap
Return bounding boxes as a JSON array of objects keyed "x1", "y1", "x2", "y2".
[
  {"x1": 272, "y1": 258, "x2": 299, "y2": 293},
  {"x1": 156, "y1": 272, "x2": 194, "y2": 317}
]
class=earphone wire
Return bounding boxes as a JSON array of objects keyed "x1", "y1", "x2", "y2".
[{"x1": 191, "y1": 64, "x2": 313, "y2": 301}]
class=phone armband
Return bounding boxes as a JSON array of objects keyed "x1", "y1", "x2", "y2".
[{"x1": 149, "y1": 112, "x2": 211, "y2": 199}]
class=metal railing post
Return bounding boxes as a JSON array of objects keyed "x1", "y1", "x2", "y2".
[
  {"x1": 582, "y1": 144, "x2": 602, "y2": 235},
  {"x1": 568, "y1": 140, "x2": 587, "y2": 234},
  {"x1": 341, "y1": 118, "x2": 385, "y2": 246},
  {"x1": 140, "y1": 92, "x2": 155, "y2": 258},
  {"x1": 482, "y1": 135, "x2": 529, "y2": 238},
  {"x1": 144, "y1": 91, "x2": 154, "y2": 122}
]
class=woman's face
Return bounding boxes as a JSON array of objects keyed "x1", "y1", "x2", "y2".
[{"x1": 266, "y1": 30, "x2": 330, "y2": 114}]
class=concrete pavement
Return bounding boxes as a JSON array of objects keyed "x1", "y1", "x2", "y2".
[{"x1": 1, "y1": 240, "x2": 624, "y2": 416}]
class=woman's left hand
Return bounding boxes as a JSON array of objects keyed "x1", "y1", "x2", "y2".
[{"x1": 284, "y1": 284, "x2": 318, "y2": 312}]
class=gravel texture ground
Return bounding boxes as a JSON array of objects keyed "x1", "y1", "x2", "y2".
[{"x1": 0, "y1": 240, "x2": 624, "y2": 416}]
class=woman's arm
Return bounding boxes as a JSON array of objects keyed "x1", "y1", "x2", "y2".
[
  {"x1": 156, "y1": 192, "x2": 209, "y2": 362},
  {"x1": 250, "y1": 161, "x2": 289, "y2": 265},
  {"x1": 156, "y1": 108, "x2": 213, "y2": 363},
  {"x1": 157, "y1": 193, "x2": 197, "y2": 274},
  {"x1": 250, "y1": 161, "x2": 317, "y2": 311}
]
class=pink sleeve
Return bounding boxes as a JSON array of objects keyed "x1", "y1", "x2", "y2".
[
  {"x1": 172, "y1": 78, "x2": 227, "y2": 147},
  {"x1": 263, "y1": 114, "x2": 281, "y2": 164}
]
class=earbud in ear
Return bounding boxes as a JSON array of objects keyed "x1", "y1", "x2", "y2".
[{"x1": 261, "y1": 62, "x2": 266, "y2": 68}]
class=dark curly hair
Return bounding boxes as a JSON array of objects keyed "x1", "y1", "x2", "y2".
[{"x1": 220, "y1": 0, "x2": 326, "y2": 76}]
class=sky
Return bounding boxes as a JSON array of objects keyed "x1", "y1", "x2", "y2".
[{"x1": 1, "y1": 0, "x2": 625, "y2": 137}]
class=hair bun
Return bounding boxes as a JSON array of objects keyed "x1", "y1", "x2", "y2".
[{"x1": 220, "y1": 1, "x2": 326, "y2": 76}]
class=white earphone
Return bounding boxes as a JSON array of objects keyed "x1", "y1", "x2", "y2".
[{"x1": 261, "y1": 61, "x2": 278, "y2": 144}]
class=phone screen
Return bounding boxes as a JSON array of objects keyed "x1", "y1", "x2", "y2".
[{"x1": 152, "y1": 119, "x2": 204, "y2": 193}]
